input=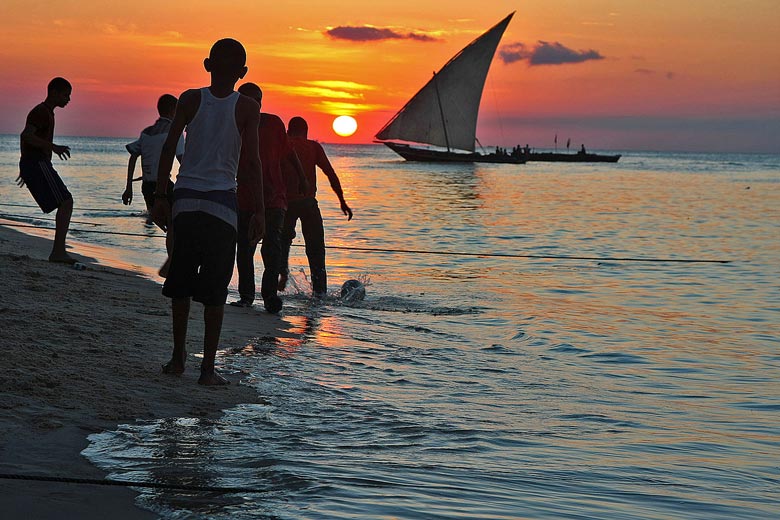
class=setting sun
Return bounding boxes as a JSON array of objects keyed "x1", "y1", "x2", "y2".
[{"x1": 332, "y1": 115, "x2": 358, "y2": 137}]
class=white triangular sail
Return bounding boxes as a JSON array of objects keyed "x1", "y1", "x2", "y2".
[{"x1": 375, "y1": 13, "x2": 513, "y2": 152}]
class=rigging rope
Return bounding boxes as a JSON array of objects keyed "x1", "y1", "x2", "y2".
[{"x1": 0, "y1": 221, "x2": 732, "y2": 264}]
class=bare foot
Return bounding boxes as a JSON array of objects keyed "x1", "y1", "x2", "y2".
[
  {"x1": 162, "y1": 360, "x2": 185, "y2": 374},
  {"x1": 198, "y1": 369, "x2": 230, "y2": 386},
  {"x1": 48, "y1": 253, "x2": 77, "y2": 265}
]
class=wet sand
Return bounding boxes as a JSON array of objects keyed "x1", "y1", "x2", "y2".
[{"x1": 0, "y1": 223, "x2": 292, "y2": 518}]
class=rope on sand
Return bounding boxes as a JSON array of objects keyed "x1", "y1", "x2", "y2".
[
  {"x1": 0, "y1": 221, "x2": 732, "y2": 264},
  {"x1": 0, "y1": 201, "x2": 129, "y2": 213},
  {"x1": 0, "y1": 212, "x2": 103, "y2": 226},
  {"x1": 0, "y1": 473, "x2": 264, "y2": 494}
]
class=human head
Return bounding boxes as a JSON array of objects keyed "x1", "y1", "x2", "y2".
[
  {"x1": 204, "y1": 38, "x2": 248, "y2": 81},
  {"x1": 287, "y1": 116, "x2": 308, "y2": 138},
  {"x1": 47, "y1": 77, "x2": 72, "y2": 108},
  {"x1": 157, "y1": 94, "x2": 178, "y2": 118},
  {"x1": 237, "y1": 82, "x2": 262, "y2": 107}
]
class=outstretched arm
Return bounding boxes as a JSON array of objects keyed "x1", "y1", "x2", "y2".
[{"x1": 316, "y1": 144, "x2": 352, "y2": 221}]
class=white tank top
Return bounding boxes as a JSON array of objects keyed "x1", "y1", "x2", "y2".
[{"x1": 175, "y1": 88, "x2": 241, "y2": 192}]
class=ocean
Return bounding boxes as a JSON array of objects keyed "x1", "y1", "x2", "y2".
[{"x1": 1, "y1": 135, "x2": 779, "y2": 519}]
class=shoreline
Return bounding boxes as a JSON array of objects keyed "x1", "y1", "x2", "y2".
[{"x1": 0, "y1": 223, "x2": 294, "y2": 518}]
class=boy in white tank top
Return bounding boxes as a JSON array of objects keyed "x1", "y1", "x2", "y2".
[{"x1": 151, "y1": 38, "x2": 265, "y2": 386}]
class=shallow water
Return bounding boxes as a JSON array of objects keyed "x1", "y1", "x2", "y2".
[{"x1": 2, "y1": 136, "x2": 779, "y2": 518}]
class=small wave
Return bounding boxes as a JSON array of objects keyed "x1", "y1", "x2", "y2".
[
  {"x1": 480, "y1": 344, "x2": 513, "y2": 354},
  {"x1": 549, "y1": 343, "x2": 591, "y2": 354},
  {"x1": 582, "y1": 351, "x2": 648, "y2": 364}
]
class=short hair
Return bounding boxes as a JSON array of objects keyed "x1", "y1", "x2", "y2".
[
  {"x1": 288, "y1": 116, "x2": 308, "y2": 136},
  {"x1": 48, "y1": 77, "x2": 72, "y2": 94},
  {"x1": 237, "y1": 82, "x2": 262, "y2": 103},
  {"x1": 157, "y1": 94, "x2": 178, "y2": 116},
  {"x1": 208, "y1": 38, "x2": 247, "y2": 74}
]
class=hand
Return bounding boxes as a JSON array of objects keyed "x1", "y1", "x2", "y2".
[
  {"x1": 52, "y1": 144, "x2": 71, "y2": 160},
  {"x1": 122, "y1": 187, "x2": 132, "y2": 205},
  {"x1": 151, "y1": 198, "x2": 171, "y2": 232},
  {"x1": 15, "y1": 175, "x2": 25, "y2": 188},
  {"x1": 248, "y1": 211, "x2": 266, "y2": 246},
  {"x1": 341, "y1": 200, "x2": 353, "y2": 221}
]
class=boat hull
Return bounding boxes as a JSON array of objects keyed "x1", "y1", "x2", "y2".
[
  {"x1": 383, "y1": 142, "x2": 526, "y2": 164},
  {"x1": 527, "y1": 152, "x2": 621, "y2": 163}
]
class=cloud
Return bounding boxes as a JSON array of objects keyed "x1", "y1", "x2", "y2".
[
  {"x1": 499, "y1": 42, "x2": 531, "y2": 64},
  {"x1": 325, "y1": 26, "x2": 439, "y2": 42},
  {"x1": 500, "y1": 41, "x2": 604, "y2": 66},
  {"x1": 263, "y1": 80, "x2": 377, "y2": 100},
  {"x1": 633, "y1": 69, "x2": 677, "y2": 80}
]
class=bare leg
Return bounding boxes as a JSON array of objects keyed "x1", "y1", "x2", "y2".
[
  {"x1": 163, "y1": 297, "x2": 189, "y2": 374},
  {"x1": 49, "y1": 198, "x2": 75, "y2": 263},
  {"x1": 199, "y1": 304, "x2": 229, "y2": 385}
]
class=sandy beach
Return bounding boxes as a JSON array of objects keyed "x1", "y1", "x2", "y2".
[{"x1": 0, "y1": 223, "x2": 292, "y2": 518}]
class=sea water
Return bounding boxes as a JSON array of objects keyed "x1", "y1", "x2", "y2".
[{"x1": 1, "y1": 136, "x2": 779, "y2": 519}]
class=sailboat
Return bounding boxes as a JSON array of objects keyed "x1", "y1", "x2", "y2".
[
  {"x1": 375, "y1": 13, "x2": 525, "y2": 164},
  {"x1": 376, "y1": 13, "x2": 621, "y2": 164}
]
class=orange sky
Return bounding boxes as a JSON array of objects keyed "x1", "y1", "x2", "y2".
[{"x1": 1, "y1": 0, "x2": 778, "y2": 152}]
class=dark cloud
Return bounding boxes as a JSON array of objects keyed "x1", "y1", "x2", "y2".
[
  {"x1": 499, "y1": 42, "x2": 531, "y2": 64},
  {"x1": 326, "y1": 26, "x2": 438, "y2": 42},
  {"x1": 500, "y1": 41, "x2": 604, "y2": 66}
]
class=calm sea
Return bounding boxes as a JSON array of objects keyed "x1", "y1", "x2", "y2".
[{"x1": 1, "y1": 136, "x2": 779, "y2": 519}]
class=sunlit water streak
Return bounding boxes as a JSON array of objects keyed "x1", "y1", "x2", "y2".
[{"x1": 2, "y1": 136, "x2": 779, "y2": 518}]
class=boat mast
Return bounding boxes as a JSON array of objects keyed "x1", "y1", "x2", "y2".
[{"x1": 432, "y1": 71, "x2": 451, "y2": 152}]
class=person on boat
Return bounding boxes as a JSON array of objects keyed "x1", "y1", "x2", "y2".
[
  {"x1": 580, "y1": 144, "x2": 587, "y2": 154},
  {"x1": 278, "y1": 116, "x2": 353, "y2": 297}
]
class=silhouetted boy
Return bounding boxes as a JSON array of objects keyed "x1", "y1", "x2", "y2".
[
  {"x1": 19, "y1": 77, "x2": 75, "y2": 263},
  {"x1": 123, "y1": 94, "x2": 184, "y2": 216},
  {"x1": 152, "y1": 38, "x2": 265, "y2": 385},
  {"x1": 279, "y1": 116, "x2": 352, "y2": 296},
  {"x1": 123, "y1": 94, "x2": 185, "y2": 276},
  {"x1": 230, "y1": 82, "x2": 305, "y2": 313}
]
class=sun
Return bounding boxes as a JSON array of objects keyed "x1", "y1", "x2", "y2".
[{"x1": 332, "y1": 115, "x2": 358, "y2": 137}]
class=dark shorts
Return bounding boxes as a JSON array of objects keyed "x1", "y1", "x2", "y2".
[
  {"x1": 19, "y1": 158, "x2": 72, "y2": 214},
  {"x1": 141, "y1": 180, "x2": 174, "y2": 209},
  {"x1": 162, "y1": 212, "x2": 237, "y2": 306}
]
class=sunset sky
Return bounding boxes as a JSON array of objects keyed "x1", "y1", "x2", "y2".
[{"x1": 1, "y1": 0, "x2": 778, "y2": 152}]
